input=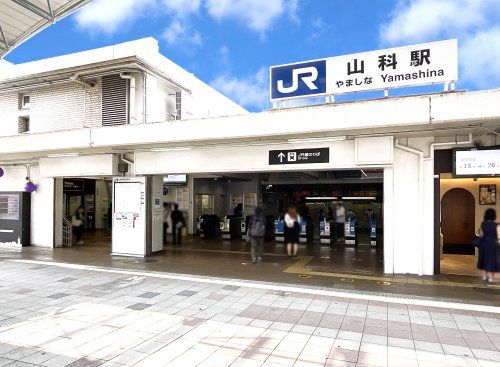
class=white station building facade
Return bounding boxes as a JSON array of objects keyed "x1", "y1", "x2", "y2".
[{"x1": 0, "y1": 38, "x2": 499, "y2": 277}]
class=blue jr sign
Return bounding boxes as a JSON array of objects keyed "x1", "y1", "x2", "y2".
[{"x1": 270, "y1": 60, "x2": 326, "y2": 100}]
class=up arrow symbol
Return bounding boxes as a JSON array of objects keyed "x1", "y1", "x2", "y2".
[{"x1": 278, "y1": 152, "x2": 285, "y2": 163}]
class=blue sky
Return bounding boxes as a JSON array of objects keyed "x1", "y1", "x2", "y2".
[{"x1": 5, "y1": 0, "x2": 500, "y2": 112}]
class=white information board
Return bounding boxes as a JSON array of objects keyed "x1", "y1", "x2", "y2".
[
  {"x1": 112, "y1": 177, "x2": 147, "y2": 256},
  {"x1": 455, "y1": 149, "x2": 500, "y2": 176}
]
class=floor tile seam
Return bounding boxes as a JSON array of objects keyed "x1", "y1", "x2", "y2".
[{"x1": 7, "y1": 259, "x2": 500, "y2": 315}]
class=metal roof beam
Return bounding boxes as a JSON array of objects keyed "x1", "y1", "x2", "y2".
[
  {"x1": 11, "y1": 0, "x2": 52, "y2": 21},
  {"x1": 0, "y1": 24, "x2": 9, "y2": 51},
  {"x1": 46, "y1": 0, "x2": 55, "y2": 22}
]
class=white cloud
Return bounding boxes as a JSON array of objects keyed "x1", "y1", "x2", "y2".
[
  {"x1": 162, "y1": 20, "x2": 202, "y2": 46},
  {"x1": 379, "y1": 0, "x2": 500, "y2": 89},
  {"x1": 161, "y1": 0, "x2": 201, "y2": 17},
  {"x1": 75, "y1": 0, "x2": 155, "y2": 34},
  {"x1": 205, "y1": 0, "x2": 298, "y2": 33},
  {"x1": 460, "y1": 27, "x2": 500, "y2": 88},
  {"x1": 210, "y1": 67, "x2": 269, "y2": 110}
]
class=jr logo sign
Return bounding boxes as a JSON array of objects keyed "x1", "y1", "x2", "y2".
[{"x1": 271, "y1": 60, "x2": 326, "y2": 100}]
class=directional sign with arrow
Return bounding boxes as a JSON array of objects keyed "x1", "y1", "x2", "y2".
[{"x1": 269, "y1": 148, "x2": 329, "y2": 165}]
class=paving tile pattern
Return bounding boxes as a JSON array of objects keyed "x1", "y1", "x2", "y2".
[{"x1": 0, "y1": 261, "x2": 498, "y2": 366}]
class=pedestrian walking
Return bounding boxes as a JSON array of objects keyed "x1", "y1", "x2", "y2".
[
  {"x1": 72, "y1": 206, "x2": 85, "y2": 245},
  {"x1": 335, "y1": 201, "x2": 346, "y2": 242},
  {"x1": 285, "y1": 206, "x2": 301, "y2": 257},
  {"x1": 162, "y1": 202, "x2": 170, "y2": 245},
  {"x1": 248, "y1": 207, "x2": 266, "y2": 264},
  {"x1": 171, "y1": 203, "x2": 185, "y2": 246},
  {"x1": 477, "y1": 208, "x2": 499, "y2": 282}
]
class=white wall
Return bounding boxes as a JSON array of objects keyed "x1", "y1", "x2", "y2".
[{"x1": 0, "y1": 166, "x2": 54, "y2": 247}]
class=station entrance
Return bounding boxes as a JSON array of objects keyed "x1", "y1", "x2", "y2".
[
  {"x1": 58, "y1": 178, "x2": 112, "y2": 249},
  {"x1": 161, "y1": 169, "x2": 385, "y2": 279}
]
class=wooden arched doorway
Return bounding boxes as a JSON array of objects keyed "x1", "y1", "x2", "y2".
[{"x1": 441, "y1": 188, "x2": 475, "y2": 254}]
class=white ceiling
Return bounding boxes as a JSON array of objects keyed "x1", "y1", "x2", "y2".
[{"x1": 0, "y1": 0, "x2": 92, "y2": 59}]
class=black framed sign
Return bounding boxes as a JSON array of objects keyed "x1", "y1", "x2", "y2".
[{"x1": 269, "y1": 148, "x2": 329, "y2": 165}]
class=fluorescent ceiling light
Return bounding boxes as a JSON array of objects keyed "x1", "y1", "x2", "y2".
[
  {"x1": 47, "y1": 153, "x2": 80, "y2": 158},
  {"x1": 150, "y1": 147, "x2": 192, "y2": 152},
  {"x1": 305, "y1": 196, "x2": 337, "y2": 200},
  {"x1": 341, "y1": 196, "x2": 377, "y2": 200},
  {"x1": 288, "y1": 136, "x2": 346, "y2": 144}
]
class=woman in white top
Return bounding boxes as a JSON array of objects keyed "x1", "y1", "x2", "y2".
[{"x1": 284, "y1": 206, "x2": 302, "y2": 257}]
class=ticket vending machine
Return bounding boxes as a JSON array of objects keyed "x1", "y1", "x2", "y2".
[
  {"x1": 344, "y1": 217, "x2": 358, "y2": 246},
  {"x1": 319, "y1": 220, "x2": 332, "y2": 244},
  {"x1": 112, "y1": 177, "x2": 149, "y2": 256},
  {"x1": 0, "y1": 192, "x2": 31, "y2": 247},
  {"x1": 274, "y1": 219, "x2": 284, "y2": 242}
]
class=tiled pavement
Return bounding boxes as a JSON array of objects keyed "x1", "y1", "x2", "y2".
[{"x1": 0, "y1": 261, "x2": 499, "y2": 367}]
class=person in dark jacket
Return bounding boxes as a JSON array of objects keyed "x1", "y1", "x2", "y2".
[
  {"x1": 477, "y1": 209, "x2": 499, "y2": 282},
  {"x1": 72, "y1": 206, "x2": 85, "y2": 245},
  {"x1": 233, "y1": 203, "x2": 243, "y2": 216},
  {"x1": 170, "y1": 203, "x2": 185, "y2": 246},
  {"x1": 248, "y1": 207, "x2": 266, "y2": 264}
]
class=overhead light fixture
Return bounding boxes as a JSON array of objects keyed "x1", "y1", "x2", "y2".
[
  {"x1": 305, "y1": 196, "x2": 337, "y2": 200},
  {"x1": 150, "y1": 147, "x2": 192, "y2": 152},
  {"x1": 47, "y1": 153, "x2": 80, "y2": 158},
  {"x1": 287, "y1": 136, "x2": 347, "y2": 144}
]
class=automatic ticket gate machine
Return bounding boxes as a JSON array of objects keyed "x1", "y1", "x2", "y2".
[
  {"x1": 274, "y1": 218, "x2": 284, "y2": 242},
  {"x1": 241, "y1": 215, "x2": 251, "y2": 241},
  {"x1": 344, "y1": 217, "x2": 358, "y2": 246},
  {"x1": 220, "y1": 214, "x2": 243, "y2": 239},
  {"x1": 319, "y1": 220, "x2": 332, "y2": 244},
  {"x1": 370, "y1": 216, "x2": 377, "y2": 247},
  {"x1": 299, "y1": 217, "x2": 314, "y2": 244},
  {"x1": 197, "y1": 214, "x2": 219, "y2": 239}
]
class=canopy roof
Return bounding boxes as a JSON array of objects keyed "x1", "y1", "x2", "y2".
[{"x1": 0, "y1": 0, "x2": 91, "y2": 59}]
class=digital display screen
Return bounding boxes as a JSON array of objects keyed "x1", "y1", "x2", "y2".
[
  {"x1": 163, "y1": 175, "x2": 187, "y2": 185},
  {"x1": 454, "y1": 148, "x2": 500, "y2": 177},
  {"x1": 0, "y1": 194, "x2": 20, "y2": 220}
]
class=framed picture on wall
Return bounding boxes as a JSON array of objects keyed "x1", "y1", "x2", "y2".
[{"x1": 479, "y1": 184, "x2": 496, "y2": 205}]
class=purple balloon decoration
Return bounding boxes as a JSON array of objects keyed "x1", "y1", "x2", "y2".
[
  {"x1": 0, "y1": 167, "x2": 4, "y2": 177},
  {"x1": 25, "y1": 181, "x2": 37, "y2": 193}
]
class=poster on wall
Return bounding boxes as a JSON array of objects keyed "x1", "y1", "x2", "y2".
[
  {"x1": 243, "y1": 193, "x2": 258, "y2": 216},
  {"x1": 176, "y1": 187, "x2": 190, "y2": 210},
  {"x1": 479, "y1": 184, "x2": 496, "y2": 205},
  {"x1": 0, "y1": 194, "x2": 20, "y2": 220}
]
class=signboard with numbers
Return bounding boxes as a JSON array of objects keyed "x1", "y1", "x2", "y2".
[
  {"x1": 270, "y1": 39, "x2": 457, "y2": 101},
  {"x1": 454, "y1": 148, "x2": 500, "y2": 177}
]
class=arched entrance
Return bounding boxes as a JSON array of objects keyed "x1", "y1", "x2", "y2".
[{"x1": 441, "y1": 188, "x2": 475, "y2": 255}]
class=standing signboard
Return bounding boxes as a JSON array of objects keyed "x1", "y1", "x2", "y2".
[{"x1": 270, "y1": 39, "x2": 457, "y2": 101}]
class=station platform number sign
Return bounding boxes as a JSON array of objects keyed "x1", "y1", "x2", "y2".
[{"x1": 269, "y1": 148, "x2": 329, "y2": 165}]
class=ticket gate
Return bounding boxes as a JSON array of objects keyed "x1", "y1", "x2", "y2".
[
  {"x1": 198, "y1": 214, "x2": 219, "y2": 239},
  {"x1": 299, "y1": 217, "x2": 314, "y2": 244},
  {"x1": 241, "y1": 215, "x2": 251, "y2": 241},
  {"x1": 220, "y1": 215, "x2": 243, "y2": 239},
  {"x1": 274, "y1": 219, "x2": 284, "y2": 242},
  {"x1": 344, "y1": 217, "x2": 358, "y2": 246},
  {"x1": 370, "y1": 216, "x2": 377, "y2": 247},
  {"x1": 319, "y1": 220, "x2": 332, "y2": 244}
]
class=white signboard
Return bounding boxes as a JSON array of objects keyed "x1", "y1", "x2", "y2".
[
  {"x1": 270, "y1": 39, "x2": 457, "y2": 101},
  {"x1": 176, "y1": 187, "x2": 190, "y2": 210},
  {"x1": 455, "y1": 149, "x2": 500, "y2": 176}
]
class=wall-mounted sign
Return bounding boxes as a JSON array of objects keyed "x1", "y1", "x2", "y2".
[
  {"x1": 269, "y1": 148, "x2": 329, "y2": 165},
  {"x1": 454, "y1": 148, "x2": 500, "y2": 177},
  {"x1": 63, "y1": 179, "x2": 84, "y2": 191},
  {"x1": 270, "y1": 39, "x2": 457, "y2": 101},
  {"x1": 479, "y1": 185, "x2": 496, "y2": 205},
  {"x1": 0, "y1": 194, "x2": 20, "y2": 220}
]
